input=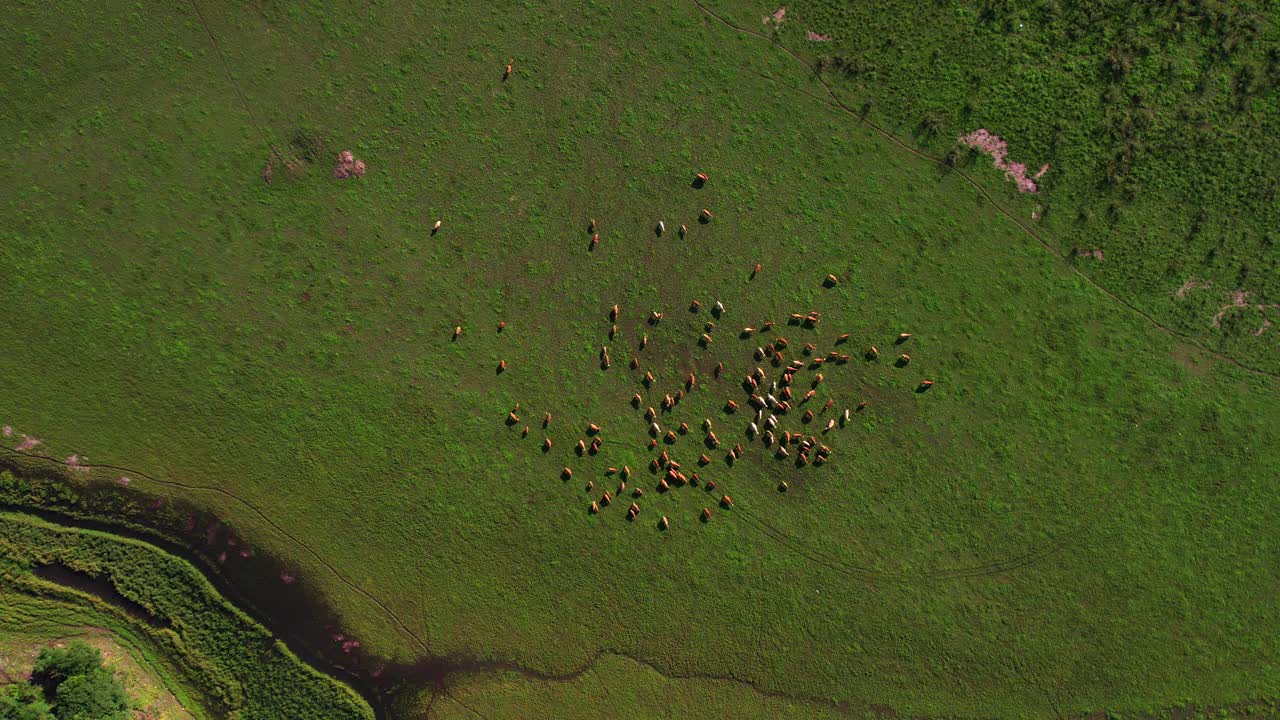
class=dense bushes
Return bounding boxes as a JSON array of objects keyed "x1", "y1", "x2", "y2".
[
  {"x1": 29, "y1": 642, "x2": 130, "y2": 720},
  {"x1": 0, "y1": 511, "x2": 373, "y2": 720},
  {"x1": 0, "y1": 684, "x2": 52, "y2": 720}
]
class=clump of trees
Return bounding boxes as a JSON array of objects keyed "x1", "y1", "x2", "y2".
[{"x1": 1, "y1": 641, "x2": 130, "y2": 720}]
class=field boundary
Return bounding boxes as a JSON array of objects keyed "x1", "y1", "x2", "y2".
[{"x1": 689, "y1": 0, "x2": 1278, "y2": 382}]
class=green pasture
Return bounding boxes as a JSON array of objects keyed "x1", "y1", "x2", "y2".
[{"x1": 0, "y1": 0, "x2": 1276, "y2": 717}]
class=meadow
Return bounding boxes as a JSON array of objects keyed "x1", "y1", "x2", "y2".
[{"x1": 1, "y1": 0, "x2": 1278, "y2": 717}]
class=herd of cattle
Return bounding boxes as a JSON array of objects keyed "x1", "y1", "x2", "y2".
[{"x1": 493, "y1": 173, "x2": 932, "y2": 530}]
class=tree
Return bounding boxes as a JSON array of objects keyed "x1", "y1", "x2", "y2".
[
  {"x1": 30, "y1": 645, "x2": 100, "y2": 697},
  {"x1": 51, "y1": 670, "x2": 128, "y2": 720},
  {"x1": 0, "y1": 684, "x2": 54, "y2": 720},
  {"x1": 27, "y1": 642, "x2": 130, "y2": 720}
]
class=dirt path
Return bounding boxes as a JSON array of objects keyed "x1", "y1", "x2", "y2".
[{"x1": 689, "y1": 0, "x2": 1279, "y2": 382}]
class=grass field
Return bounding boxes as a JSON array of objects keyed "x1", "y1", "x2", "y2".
[{"x1": 1, "y1": 0, "x2": 1277, "y2": 717}]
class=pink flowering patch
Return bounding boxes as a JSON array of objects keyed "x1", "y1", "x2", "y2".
[
  {"x1": 333, "y1": 150, "x2": 367, "y2": 180},
  {"x1": 2, "y1": 426, "x2": 11, "y2": 437},
  {"x1": 959, "y1": 129, "x2": 1043, "y2": 193},
  {"x1": 806, "y1": 31, "x2": 832, "y2": 41},
  {"x1": 262, "y1": 162, "x2": 274, "y2": 184},
  {"x1": 764, "y1": 6, "x2": 785, "y2": 25},
  {"x1": 280, "y1": 572, "x2": 296, "y2": 584},
  {"x1": 65, "y1": 455, "x2": 90, "y2": 472},
  {"x1": 15, "y1": 434, "x2": 41, "y2": 451},
  {"x1": 342, "y1": 640, "x2": 361, "y2": 654},
  {"x1": 117, "y1": 476, "x2": 131, "y2": 487}
]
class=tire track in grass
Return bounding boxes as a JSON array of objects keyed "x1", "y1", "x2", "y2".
[
  {"x1": 185, "y1": 0, "x2": 282, "y2": 164},
  {"x1": 0, "y1": 446, "x2": 431, "y2": 657},
  {"x1": 689, "y1": 0, "x2": 1280, "y2": 382},
  {"x1": 736, "y1": 501, "x2": 1073, "y2": 583}
]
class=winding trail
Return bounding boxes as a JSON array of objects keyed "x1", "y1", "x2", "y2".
[{"x1": 689, "y1": 0, "x2": 1278, "y2": 381}]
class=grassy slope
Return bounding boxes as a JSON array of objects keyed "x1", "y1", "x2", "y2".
[{"x1": 0, "y1": 0, "x2": 1277, "y2": 717}]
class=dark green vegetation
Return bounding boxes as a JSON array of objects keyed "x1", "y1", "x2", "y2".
[
  {"x1": 17, "y1": 641, "x2": 131, "y2": 720},
  {"x1": 0, "y1": 621, "x2": 194, "y2": 720},
  {"x1": 0, "y1": 0, "x2": 1277, "y2": 718},
  {"x1": 761, "y1": 0, "x2": 1280, "y2": 371},
  {"x1": 0, "y1": 510, "x2": 372, "y2": 720},
  {"x1": 0, "y1": 685, "x2": 52, "y2": 720}
]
